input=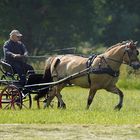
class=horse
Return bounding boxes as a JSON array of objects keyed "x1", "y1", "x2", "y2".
[{"x1": 40, "y1": 40, "x2": 140, "y2": 110}]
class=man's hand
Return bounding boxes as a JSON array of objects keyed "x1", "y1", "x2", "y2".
[
  {"x1": 13, "y1": 54, "x2": 22, "y2": 58},
  {"x1": 13, "y1": 54, "x2": 27, "y2": 62}
]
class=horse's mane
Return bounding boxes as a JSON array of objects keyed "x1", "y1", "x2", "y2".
[{"x1": 105, "y1": 40, "x2": 131, "y2": 52}]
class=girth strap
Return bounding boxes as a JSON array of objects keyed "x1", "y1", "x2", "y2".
[
  {"x1": 90, "y1": 67, "x2": 120, "y2": 77},
  {"x1": 86, "y1": 54, "x2": 97, "y2": 85}
]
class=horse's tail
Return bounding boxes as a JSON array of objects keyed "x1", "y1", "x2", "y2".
[
  {"x1": 43, "y1": 56, "x2": 60, "y2": 81},
  {"x1": 34, "y1": 56, "x2": 60, "y2": 101},
  {"x1": 43, "y1": 57, "x2": 54, "y2": 81}
]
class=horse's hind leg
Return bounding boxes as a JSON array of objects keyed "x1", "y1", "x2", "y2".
[
  {"x1": 45, "y1": 86, "x2": 66, "y2": 109},
  {"x1": 44, "y1": 94, "x2": 55, "y2": 108},
  {"x1": 55, "y1": 85, "x2": 66, "y2": 108},
  {"x1": 56, "y1": 93, "x2": 66, "y2": 109},
  {"x1": 86, "y1": 89, "x2": 97, "y2": 109},
  {"x1": 107, "y1": 86, "x2": 124, "y2": 110},
  {"x1": 44, "y1": 87, "x2": 57, "y2": 108}
]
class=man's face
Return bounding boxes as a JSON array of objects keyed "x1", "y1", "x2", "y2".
[{"x1": 11, "y1": 34, "x2": 21, "y2": 42}]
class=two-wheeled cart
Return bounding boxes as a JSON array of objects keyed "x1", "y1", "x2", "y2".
[{"x1": 0, "y1": 60, "x2": 90, "y2": 109}]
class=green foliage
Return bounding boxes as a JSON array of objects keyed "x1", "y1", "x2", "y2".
[{"x1": 0, "y1": 0, "x2": 140, "y2": 55}]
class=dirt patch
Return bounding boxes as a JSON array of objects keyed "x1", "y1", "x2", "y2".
[{"x1": 0, "y1": 124, "x2": 140, "y2": 140}]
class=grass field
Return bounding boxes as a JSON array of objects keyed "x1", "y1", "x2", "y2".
[
  {"x1": 0, "y1": 87, "x2": 140, "y2": 124},
  {"x1": 0, "y1": 86, "x2": 140, "y2": 139}
]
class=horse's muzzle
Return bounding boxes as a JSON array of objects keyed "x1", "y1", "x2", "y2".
[{"x1": 130, "y1": 62, "x2": 140, "y2": 69}]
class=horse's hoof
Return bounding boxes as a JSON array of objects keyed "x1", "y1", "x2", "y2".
[
  {"x1": 114, "y1": 104, "x2": 122, "y2": 111},
  {"x1": 62, "y1": 103, "x2": 66, "y2": 109},
  {"x1": 57, "y1": 103, "x2": 66, "y2": 109}
]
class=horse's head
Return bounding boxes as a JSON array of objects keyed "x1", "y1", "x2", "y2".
[{"x1": 123, "y1": 41, "x2": 140, "y2": 69}]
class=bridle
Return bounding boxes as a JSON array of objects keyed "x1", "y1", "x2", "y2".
[{"x1": 103, "y1": 44, "x2": 139, "y2": 66}]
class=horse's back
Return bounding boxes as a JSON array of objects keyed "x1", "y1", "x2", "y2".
[
  {"x1": 48, "y1": 55, "x2": 89, "y2": 87},
  {"x1": 53, "y1": 55, "x2": 88, "y2": 73}
]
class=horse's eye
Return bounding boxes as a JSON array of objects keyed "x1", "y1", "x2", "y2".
[{"x1": 136, "y1": 50, "x2": 139, "y2": 56}]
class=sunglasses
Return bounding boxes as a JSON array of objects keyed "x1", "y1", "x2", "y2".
[{"x1": 16, "y1": 36, "x2": 21, "y2": 38}]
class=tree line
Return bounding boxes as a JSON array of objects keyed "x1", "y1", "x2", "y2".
[{"x1": 0, "y1": 0, "x2": 140, "y2": 55}]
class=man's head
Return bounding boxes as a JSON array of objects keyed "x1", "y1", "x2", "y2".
[{"x1": 9, "y1": 30, "x2": 22, "y2": 42}]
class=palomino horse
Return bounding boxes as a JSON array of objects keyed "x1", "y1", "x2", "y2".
[{"x1": 42, "y1": 40, "x2": 140, "y2": 110}]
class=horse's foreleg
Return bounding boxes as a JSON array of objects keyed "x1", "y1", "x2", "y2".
[
  {"x1": 86, "y1": 89, "x2": 97, "y2": 109},
  {"x1": 107, "y1": 86, "x2": 124, "y2": 110}
]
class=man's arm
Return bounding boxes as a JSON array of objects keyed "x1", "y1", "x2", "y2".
[
  {"x1": 23, "y1": 44, "x2": 28, "y2": 56},
  {"x1": 3, "y1": 41, "x2": 16, "y2": 58}
]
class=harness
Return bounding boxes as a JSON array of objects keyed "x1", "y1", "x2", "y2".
[
  {"x1": 86, "y1": 45, "x2": 137, "y2": 85},
  {"x1": 86, "y1": 55, "x2": 120, "y2": 85},
  {"x1": 90, "y1": 65, "x2": 119, "y2": 77},
  {"x1": 86, "y1": 54, "x2": 97, "y2": 84}
]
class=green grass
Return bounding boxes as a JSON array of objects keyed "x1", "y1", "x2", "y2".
[{"x1": 0, "y1": 87, "x2": 140, "y2": 125}]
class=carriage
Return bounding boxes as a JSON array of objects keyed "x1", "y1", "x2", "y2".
[
  {"x1": 0, "y1": 59, "x2": 89, "y2": 109},
  {"x1": 0, "y1": 60, "x2": 46, "y2": 109}
]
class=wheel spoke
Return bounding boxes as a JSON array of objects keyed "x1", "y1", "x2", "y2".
[{"x1": 0, "y1": 85, "x2": 22, "y2": 110}]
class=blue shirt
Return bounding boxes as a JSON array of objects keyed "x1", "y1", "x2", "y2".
[{"x1": 3, "y1": 40, "x2": 28, "y2": 63}]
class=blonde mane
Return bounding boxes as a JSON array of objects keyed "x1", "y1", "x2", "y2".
[{"x1": 105, "y1": 40, "x2": 131, "y2": 52}]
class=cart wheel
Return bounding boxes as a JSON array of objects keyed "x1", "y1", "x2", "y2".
[
  {"x1": 21, "y1": 92, "x2": 32, "y2": 109},
  {"x1": 0, "y1": 85, "x2": 22, "y2": 109}
]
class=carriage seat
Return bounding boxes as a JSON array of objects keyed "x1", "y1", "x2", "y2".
[{"x1": 0, "y1": 60, "x2": 17, "y2": 80}]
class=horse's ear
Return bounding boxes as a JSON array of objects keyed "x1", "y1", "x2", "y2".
[
  {"x1": 134, "y1": 41, "x2": 138, "y2": 45},
  {"x1": 126, "y1": 41, "x2": 137, "y2": 49},
  {"x1": 126, "y1": 42, "x2": 131, "y2": 48}
]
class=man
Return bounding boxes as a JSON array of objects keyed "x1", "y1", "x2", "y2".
[{"x1": 3, "y1": 29, "x2": 34, "y2": 84}]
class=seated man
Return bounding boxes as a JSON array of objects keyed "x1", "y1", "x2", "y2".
[{"x1": 3, "y1": 29, "x2": 34, "y2": 84}]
